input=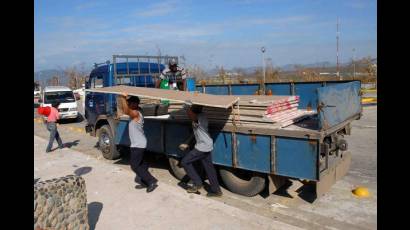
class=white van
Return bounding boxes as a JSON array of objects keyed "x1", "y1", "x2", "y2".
[{"x1": 40, "y1": 86, "x2": 79, "y2": 120}]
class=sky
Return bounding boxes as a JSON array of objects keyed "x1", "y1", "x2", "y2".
[{"x1": 34, "y1": 0, "x2": 377, "y2": 71}]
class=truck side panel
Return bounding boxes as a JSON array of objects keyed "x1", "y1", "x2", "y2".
[
  {"x1": 236, "y1": 134, "x2": 271, "y2": 173},
  {"x1": 145, "y1": 121, "x2": 163, "y2": 153},
  {"x1": 211, "y1": 132, "x2": 233, "y2": 167},
  {"x1": 164, "y1": 123, "x2": 192, "y2": 157},
  {"x1": 295, "y1": 83, "x2": 322, "y2": 110},
  {"x1": 317, "y1": 81, "x2": 361, "y2": 130},
  {"x1": 231, "y1": 85, "x2": 259, "y2": 95},
  {"x1": 275, "y1": 137, "x2": 318, "y2": 181},
  {"x1": 266, "y1": 84, "x2": 291, "y2": 96}
]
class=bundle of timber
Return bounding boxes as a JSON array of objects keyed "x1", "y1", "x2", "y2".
[
  {"x1": 168, "y1": 95, "x2": 316, "y2": 127},
  {"x1": 262, "y1": 95, "x2": 316, "y2": 127}
]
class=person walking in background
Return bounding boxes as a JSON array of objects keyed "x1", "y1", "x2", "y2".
[
  {"x1": 119, "y1": 92, "x2": 158, "y2": 193},
  {"x1": 181, "y1": 101, "x2": 223, "y2": 197},
  {"x1": 45, "y1": 102, "x2": 64, "y2": 153}
]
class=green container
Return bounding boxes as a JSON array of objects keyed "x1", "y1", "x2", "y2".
[{"x1": 160, "y1": 79, "x2": 170, "y2": 105}]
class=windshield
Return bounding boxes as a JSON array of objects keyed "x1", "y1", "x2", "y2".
[{"x1": 44, "y1": 91, "x2": 75, "y2": 104}]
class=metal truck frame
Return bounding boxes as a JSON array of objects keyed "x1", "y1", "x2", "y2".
[{"x1": 84, "y1": 55, "x2": 361, "y2": 200}]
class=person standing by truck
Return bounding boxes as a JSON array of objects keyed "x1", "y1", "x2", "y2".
[
  {"x1": 45, "y1": 102, "x2": 65, "y2": 153},
  {"x1": 155, "y1": 58, "x2": 187, "y2": 91},
  {"x1": 180, "y1": 101, "x2": 223, "y2": 197},
  {"x1": 119, "y1": 92, "x2": 158, "y2": 193}
]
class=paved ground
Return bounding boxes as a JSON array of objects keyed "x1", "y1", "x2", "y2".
[{"x1": 34, "y1": 102, "x2": 377, "y2": 230}]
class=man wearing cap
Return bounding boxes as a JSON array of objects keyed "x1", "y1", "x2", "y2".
[
  {"x1": 180, "y1": 101, "x2": 223, "y2": 197},
  {"x1": 155, "y1": 58, "x2": 187, "y2": 91}
]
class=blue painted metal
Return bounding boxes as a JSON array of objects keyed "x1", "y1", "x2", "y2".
[
  {"x1": 236, "y1": 134, "x2": 271, "y2": 173},
  {"x1": 145, "y1": 120, "x2": 163, "y2": 153},
  {"x1": 186, "y1": 78, "x2": 196, "y2": 92},
  {"x1": 295, "y1": 83, "x2": 322, "y2": 110},
  {"x1": 265, "y1": 83, "x2": 291, "y2": 95},
  {"x1": 275, "y1": 137, "x2": 318, "y2": 180},
  {"x1": 317, "y1": 81, "x2": 361, "y2": 130},
  {"x1": 203, "y1": 85, "x2": 229, "y2": 95},
  {"x1": 210, "y1": 132, "x2": 232, "y2": 167},
  {"x1": 164, "y1": 123, "x2": 192, "y2": 157},
  {"x1": 115, "y1": 120, "x2": 130, "y2": 145},
  {"x1": 231, "y1": 84, "x2": 259, "y2": 95}
]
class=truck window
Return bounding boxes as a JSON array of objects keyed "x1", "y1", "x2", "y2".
[
  {"x1": 91, "y1": 77, "x2": 104, "y2": 88},
  {"x1": 116, "y1": 76, "x2": 131, "y2": 85},
  {"x1": 44, "y1": 91, "x2": 75, "y2": 104}
]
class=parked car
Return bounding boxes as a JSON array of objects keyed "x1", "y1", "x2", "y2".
[{"x1": 39, "y1": 86, "x2": 79, "y2": 120}]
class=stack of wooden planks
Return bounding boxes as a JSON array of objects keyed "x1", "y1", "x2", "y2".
[
  {"x1": 262, "y1": 95, "x2": 316, "y2": 127},
  {"x1": 166, "y1": 95, "x2": 316, "y2": 127},
  {"x1": 88, "y1": 86, "x2": 316, "y2": 128}
]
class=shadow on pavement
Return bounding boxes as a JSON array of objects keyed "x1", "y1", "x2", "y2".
[
  {"x1": 296, "y1": 183, "x2": 316, "y2": 203},
  {"x1": 113, "y1": 151, "x2": 170, "y2": 171},
  {"x1": 74, "y1": 166, "x2": 93, "y2": 176},
  {"x1": 65, "y1": 140, "x2": 80, "y2": 148},
  {"x1": 272, "y1": 180, "x2": 317, "y2": 203},
  {"x1": 88, "y1": 202, "x2": 103, "y2": 230},
  {"x1": 272, "y1": 180, "x2": 294, "y2": 198}
]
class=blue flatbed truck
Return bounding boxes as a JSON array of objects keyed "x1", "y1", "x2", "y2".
[{"x1": 85, "y1": 55, "x2": 362, "y2": 199}]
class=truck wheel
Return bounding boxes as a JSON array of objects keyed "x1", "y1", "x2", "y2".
[
  {"x1": 168, "y1": 157, "x2": 205, "y2": 181},
  {"x1": 97, "y1": 125, "x2": 120, "y2": 160},
  {"x1": 168, "y1": 157, "x2": 187, "y2": 181},
  {"x1": 219, "y1": 167, "x2": 266, "y2": 197}
]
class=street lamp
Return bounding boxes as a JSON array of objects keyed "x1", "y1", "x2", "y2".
[{"x1": 261, "y1": 46, "x2": 266, "y2": 94}]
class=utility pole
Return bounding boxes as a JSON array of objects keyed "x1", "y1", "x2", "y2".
[
  {"x1": 261, "y1": 46, "x2": 266, "y2": 94},
  {"x1": 352, "y1": 48, "x2": 356, "y2": 80},
  {"x1": 336, "y1": 17, "x2": 340, "y2": 79}
]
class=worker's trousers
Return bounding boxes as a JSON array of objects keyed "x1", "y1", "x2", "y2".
[
  {"x1": 46, "y1": 122, "x2": 63, "y2": 152},
  {"x1": 181, "y1": 149, "x2": 221, "y2": 193},
  {"x1": 130, "y1": 147, "x2": 158, "y2": 186}
]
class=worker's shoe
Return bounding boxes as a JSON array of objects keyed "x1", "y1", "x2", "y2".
[
  {"x1": 146, "y1": 182, "x2": 158, "y2": 193},
  {"x1": 186, "y1": 184, "x2": 202, "y2": 193},
  {"x1": 206, "y1": 191, "x2": 223, "y2": 197},
  {"x1": 135, "y1": 183, "x2": 147, "y2": 189}
]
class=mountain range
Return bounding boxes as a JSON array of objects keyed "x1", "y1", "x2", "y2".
[{"x1": 34, "y1": 59, "x2": 376, "y2": 84}]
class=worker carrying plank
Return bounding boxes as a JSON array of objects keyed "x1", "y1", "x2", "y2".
[
  {"x1": 155, "y1": 58, "x2": 187, "y2": 91},
  {"x1": 180, "y1": 100, "x2": 223, "y2": 197},
  {"x1": 118, "y1": 92, "x2": 159, "y2": 193}
]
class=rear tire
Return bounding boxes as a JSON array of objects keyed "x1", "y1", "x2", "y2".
[
  {"x1": 219, "y1": 167, "x2": 266, "y2": 197},
  {"x1": 97, "y1": 125, "x2": 120, "y2": 160}
]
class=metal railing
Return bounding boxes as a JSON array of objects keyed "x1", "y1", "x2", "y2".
[{"x1": 112, "y1": 55, "x2": 178, "y2": 86}]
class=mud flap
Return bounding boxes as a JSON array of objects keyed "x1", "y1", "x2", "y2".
[{"x1": 316, "y1": 151, "x2": 351, "y2": 197}]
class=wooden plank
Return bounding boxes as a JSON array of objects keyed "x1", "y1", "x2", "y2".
[{"x1": 86, "y1": 85, "x2": 239, "y2": 109}]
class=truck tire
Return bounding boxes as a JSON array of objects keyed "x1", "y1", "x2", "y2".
[
  {"x1": 168, "y1": 157, "x2": 187, "y2": 181},
  {"x1": 97, "y1": 125, "x2": 120, "y2": 160},
  {"x1": 219, "y1": 167, "x2": 266, "y2": 197},
  {"x1": 168, "y1": 157, "x2": 205, "y2": 181}
]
